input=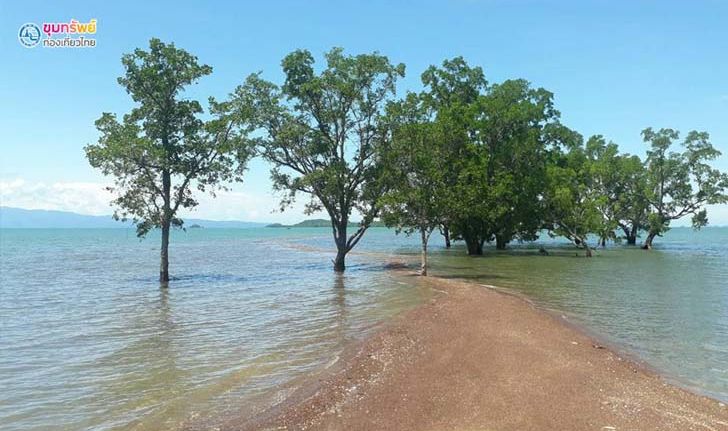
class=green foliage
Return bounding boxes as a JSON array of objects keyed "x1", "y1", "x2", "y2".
[
  {"x1": 421, "y1": 56, "x2": 487, "y2": 107},
  {"x1": 87, "y1": 42, "x2": 728, "y2": 270},
  {"x1": 469, "y1": 79, "x2": 559, "y2": 248},
  {"x1": 641, "y1": 128, "x2": 728, "y2": 246},
  {"x1": 380, "y1": 93, "x2": 445, "y2": 234},
  {"x1": 438, "y1": 76, "x2": 561, "y2": 253},
  {"x1": 584, "y1": 136, "x2": 649, "y2": 245},
  {"x1": 543, "y1": 128, "x2": 603, "y2": 255},
  {"x1": 86, "y1": 39, "x2": 253, "y2": 282},
  {"x1": 584, "y1": 136, "x2": 620, "y2": 245},
  {"x1": 228, "y1": 47, "x2": 405, "y2": 270},
  {"x1": 613, "y1": 154, "x2": 650, "y2": 244},
  {"x1": 418, "y1": 57, "x2": 487, "y2": 249},
  {"x1": 86, "y1": 38, "x2": 251, "y2": 238},
  {"x1": 379, "y1": 93, "x2": 446, "y2": 274}
]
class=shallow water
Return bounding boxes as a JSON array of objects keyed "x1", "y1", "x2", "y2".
[
  {"x1": 1, "y1": 226, "x2": 727, "y2": 430},
  {"x1": 0, "y1": 228, "x2": 431, "y2": 431}
]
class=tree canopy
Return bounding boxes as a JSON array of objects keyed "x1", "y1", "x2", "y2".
[
  {"x1": 228, "y1": 47, "x2": 405, "y2": 271},
  {"x1": 379, "y1": 93, "x2": 447, "y2": 275},
  {"x1": 86, "y1": 38, "x2": 252, "y2": 282},
  {"x1": 89, "y1": 42, "x2": 728, "y2": 281},
  {"x1": 641, "y1": 128, "x2": 728, "y2": 248}
]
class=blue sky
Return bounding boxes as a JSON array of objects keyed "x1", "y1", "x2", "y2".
[{"x1": 1, "y1": 0, "x2": 727, "y2": 224}]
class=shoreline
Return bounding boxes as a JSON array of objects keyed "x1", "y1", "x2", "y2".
[{"x1": 219, "y1": 271, "x2": 728, "y2": 431}]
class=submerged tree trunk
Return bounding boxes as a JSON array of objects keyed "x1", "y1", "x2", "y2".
[
  {"x1": 642, "y1": 231, "x2": 657, "y2": 250},
  {"x1": 420, "y1": 227, "x2": 429, "y2": 276},
  {"x1": 465, "y1": 235, "x2": 484, "y2": 255},
  {"x1": 160, "y1": 169, "x2": 171, "y2": 284},
  {"x1": 584, "y1": 242, "x2": 593, "y2": 257},
  {"x1": 441, "y1": 224, "x2": 451, "y2": 249},
  {"x1": 495, "y1": 234, "x2": 507, "y2": 250},
  {"x1": 333, "y1": 222, "x2": 348, "y2": 272},
  {"x1": 160, "y1": 221, "x2": 170, "y2": 282},
  {"x1": 623, "y1": 225, "x2": 638, "y2": 245},
  {"x1": 333, "y1": 248, "x2": 346, "y2": 272}
]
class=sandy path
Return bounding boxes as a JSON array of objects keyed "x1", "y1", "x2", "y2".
[{"x1": 229, "y1": 274, "x2": 728, "y2": 431}]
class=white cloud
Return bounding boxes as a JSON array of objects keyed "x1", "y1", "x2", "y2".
[
  {"x1": 0, "y1": 177, "x2": 315, "y2": 223},
  {"x1": 0, "y1": 178, "x2": 113, "y2": 215},
  {"x1": 181, "y1": 187, "x2": 311, "y2": 222}
]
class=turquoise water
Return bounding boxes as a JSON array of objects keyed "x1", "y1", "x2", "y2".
[
  {"x1": 0, "y1": 228, "x2": 431, "y2": 431},
  {"x1": 1, "y1": 226, "x2": 727, "y2": 430}
]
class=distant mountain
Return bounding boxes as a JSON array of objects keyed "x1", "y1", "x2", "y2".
[
  {"x1": 0, "y1": 207, "x2": 267, "y2": 229},
  {"x1": 267, "y1": 218, "x2": 386, "y2": 228}
]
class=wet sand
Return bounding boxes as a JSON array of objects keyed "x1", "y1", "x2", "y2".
[{"x1": 229, "y1": 274, "x2": 728, "y2": 431}]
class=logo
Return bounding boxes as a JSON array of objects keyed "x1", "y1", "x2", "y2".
[
  {"x1": 18, "y1": 23, "x2": 41, "y2": 48},
  {"x1": 18, "y1": 19, "x2": 97, "y2": 49}
]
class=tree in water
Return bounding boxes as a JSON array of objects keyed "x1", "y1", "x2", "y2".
[
  {"x1": 420, "y1": 57, "x2": 487, "y2": 251},
  {"x1": 230, "y1": 48, "x2": 404, "y2": 272},
  {"x1": 469, "y1": 79, "x2": 559, "y2": 250},
  {"x1": 614, "y1": 154, "x2": 649, "y2": 245},
  {"x1": 438, "y1": 224, "x2": 452, "y2": 248},
  {"x1": 417, "y1": 60, "x2": 561, "y2": 254},
  {"x1": 585, "y1": 136, "x2": 649, "y2": 247},
  {"x1": 543, "y1": 127, "x2": 601, "y2": 257},
  {"x1": 380, "y1": 93, "x2": 447, "y2": 276},
  {"x1": 85, "y1": 39, "x2": 252, "y2": 283},
  {"x1": 641, "y1": 128, "x2": 728, "y2": 249}
]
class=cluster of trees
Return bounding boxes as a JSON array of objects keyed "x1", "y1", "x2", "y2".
[
  {"x1": 381, "y1": 58, "x2": 728, "y2": 268},
  {"x1": 86, "y1": 40, "x2": 728, "y2": 282}
]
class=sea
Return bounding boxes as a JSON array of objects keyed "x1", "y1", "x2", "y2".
[{"x1": 1, "y1": 226, "x2": 727, "y2": 430}]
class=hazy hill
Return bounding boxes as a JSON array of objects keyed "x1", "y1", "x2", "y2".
[
  {"x1": 267, "y1": 218, "x2": 386, "y2": 228},
  {"x1": 0, "y1": 207, "x2": 266, "y2": 229}
]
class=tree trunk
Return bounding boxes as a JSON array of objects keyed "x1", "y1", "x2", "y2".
[
  {"x1": 495, "y1": 234, "x2": 507, "y2": 250},
  {"x1": 333, "y1": 222, "x2": 347, "y2": 272},
  {"x1": 621, "y1": 225, "x2": 630, "y2": 241},
  {"x1": 642, "y1": 231, "x2": 657, "y2": 250},
  {"x1": 160, "y1": 169, "x2": 171, "y2": 284},
  {"x1": 599, "y1": 237, "x2": 606, "y2": 248},
  {"x1": 442, "y1": 224, "x2": 451, "y2": 249},
  {"x1": 420, "y1": 228, "x2": 429, "y2": 276},
  {"x1": 623, "y1": 225, "x2": 638, "y2": 245},
  {"x1": 584, "y1": 241, "x2": 593, "y2": 257},
  {"x1": 160, "y1": 221, "x2": 170, "y2": 283},
  {"x1": 465, "y1": 236, "x2": 484, "y2": 255},
  {"x1": 333, "y1": 248, "x2": 346, "y2": 272}
]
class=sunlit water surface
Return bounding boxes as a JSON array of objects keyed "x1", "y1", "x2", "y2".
[
  {"x1": 1, "y1": 226, "x2": 727, "y2": 430},
  {"x1": 0, "y1": 228, "x2": 431, "y2": 431}
]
